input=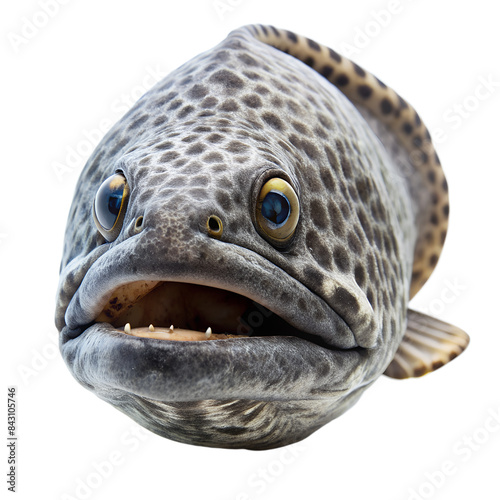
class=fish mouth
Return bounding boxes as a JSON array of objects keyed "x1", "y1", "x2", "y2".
[
  {"x1": 61, "y1": 233, "x2": 360, "y2": 350},
  {"x1": 59, "y1": 237, "x2": 368, "y2": 402},
  {"x1": 88, "y1": 280, "x2": 331, "y2": 346}
]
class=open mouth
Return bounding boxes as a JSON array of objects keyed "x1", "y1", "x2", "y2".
[
  {"x1": 59, "y1": 258, "x2": 366, "y2": 404},
  {"x1": 91, "y1": 280, "x2": 324, "y2": 345},
  {"x1": 60, "y1": 238, "x2": 361, "y2": 350}
]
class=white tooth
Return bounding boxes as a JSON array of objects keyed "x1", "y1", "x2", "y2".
[
  {"x1": 205, "y1": 327, "x2": 212, "y2": 339},
  {"x1": 149, "y1": 324, "x2": 155, "y2": 332},
  {"x1": 169, "y1": 325, "x2": 174, "y2": 331},
  {"x1": 124, "y1": 323, "x2": 131, "y2": 334}
]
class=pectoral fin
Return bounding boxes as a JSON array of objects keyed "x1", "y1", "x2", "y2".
[{"x1": 384, "y1": 309, "x2": 470, "y2": 379}]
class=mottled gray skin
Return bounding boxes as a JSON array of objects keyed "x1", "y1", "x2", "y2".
[{"x1": 56, "y1": 27, "x2": 416, "y2": 449}]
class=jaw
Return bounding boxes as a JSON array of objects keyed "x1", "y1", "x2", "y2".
[
  {"x1": 59, "y1": 313, "x2": 371, "y2": 449},
  {"x1": 58, "y1": 237, "x2": 375, "y2": 448},
  {"x1": 60, "y1": 322, "x2": 366, "y2": 401},
  {"x1": 60, "y1": 277, "x2": 368, "y2": 402}
]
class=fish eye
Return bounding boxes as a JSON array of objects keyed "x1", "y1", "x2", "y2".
[
  {"x1": 256, "y1": 178, "x2": 299, "y2": 247},
  {"x1": 92, "y1": 173, "x2": 130, "y2": 242}
]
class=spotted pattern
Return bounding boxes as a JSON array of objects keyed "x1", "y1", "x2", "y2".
[
  {"x1": 56, "y1": 25, "x2": 448, "y2": 449},
  {"x1": 248, "y1": 24, "x2": 448, "y2": 298}
]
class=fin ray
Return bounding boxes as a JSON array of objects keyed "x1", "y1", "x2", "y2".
[{"x1": 384, "y1": 309, "x2": 469, "y2": 379}]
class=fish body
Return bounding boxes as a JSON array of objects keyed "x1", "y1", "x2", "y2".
[{"x1": 56, "y1": 25, "x2": 469, "y2": 449}]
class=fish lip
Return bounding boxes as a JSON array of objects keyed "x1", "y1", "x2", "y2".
[
  {"x1": 60, "y1": 322, "x2": 367, "y2": 402},
  {"x1": 62, "y1": 235, "x2": 359, "y2": 350}
]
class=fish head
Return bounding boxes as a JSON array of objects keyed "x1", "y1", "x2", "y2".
[{"x1": 56, "y1": 28, "x2": 416, "y2": 449}]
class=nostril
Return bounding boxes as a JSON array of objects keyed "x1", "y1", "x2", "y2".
[
  {"x1": 134, "y1": 216, "x2": 144, "y2": 232},
  {"x1": 207, "y1": 215, "x2": 223, "y2": 238}
]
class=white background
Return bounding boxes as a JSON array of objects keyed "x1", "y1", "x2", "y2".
[{"x1": 2, "y1": 0, "x2": 499, "y2": 499}]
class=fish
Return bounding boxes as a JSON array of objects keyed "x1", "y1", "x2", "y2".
[{"x1": 55, "y1": 25, "x2": 470, "y2": 450}]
